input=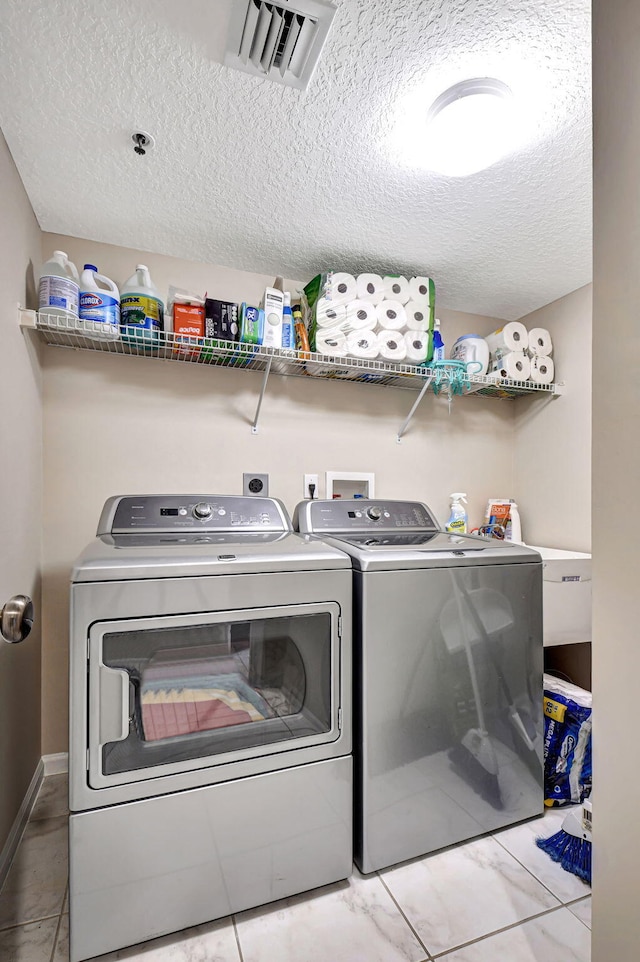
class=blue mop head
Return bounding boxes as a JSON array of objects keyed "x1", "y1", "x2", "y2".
[{"x1": 536, "y1": 827, "x2": 592, "y2": 885}]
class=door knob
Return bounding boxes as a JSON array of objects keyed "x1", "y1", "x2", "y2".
[{"x1": 1, "y1": 595, "x2": 34, "y2": 644}]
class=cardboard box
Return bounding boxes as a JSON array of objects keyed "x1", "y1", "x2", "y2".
[
  {"x1": 205, "y1": 299, "x2": 239, "y2": 340},
  {"x1": 173, "y1": 303, "x2": 205, "y2": 356}
]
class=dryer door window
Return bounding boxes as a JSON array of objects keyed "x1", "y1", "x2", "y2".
[{"x1": 87, "y1": 603, "x2": 340, "y2": 789}]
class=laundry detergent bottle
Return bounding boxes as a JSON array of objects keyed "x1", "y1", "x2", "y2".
[
  {"x1": 38, "y1": 250, "x2": 80, "y2": 322},
  {"x1": 120, "y1": 264, "x2": 164, "y2": 344},
  {"x1": 446, "y1": 492, "x2": 468, "y2": 534},
  {"x1": 79, "y1": 264, "x2": 120, "y2": 340}
]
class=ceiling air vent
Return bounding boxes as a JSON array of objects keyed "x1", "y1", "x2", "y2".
[{"x1": 225, "y1": 0, "x2": 336, "y2": 91}]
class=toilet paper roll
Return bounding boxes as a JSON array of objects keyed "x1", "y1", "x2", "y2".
[
  {"x1": 356, "y1": 273, "x2": 385, "y2": 305},
  {"x1": 530, "y1": 354, "x2": 555, "y2": 384},
  {"x1": 315, "y1": 329, "x2": 348, "y2": 356},
  {"x1": 326, "y1": 272, "x2": 357, "y2": 306},
  {"x1": 409, "y1": 276, "x2": 434, "y2": 304},
  {"x1": 376, "y1": 300, "x2": 408, "y2": 331},
  {"x1": 344, "y1": 299, "x2": 377, "y2": 330},
  {"x1": 527, "y1": 327, "x2": 553, "y2": 357},
  {"x1": 485, "y1": 321, "x2": 528, "y2": 358},
  {"x1": 378, "y1": 330, "x2": 407, "y2": 362},
  {"x1": 404, "y1": 301, "x2": 430, "y2": 331},
  {"x1": 315, "y1": 298, "x2": 347, "y2": 328},
  {"x1": 382, "y1": 275, "x2": 411, "y2": 304},
  {"x1": 347, "y1": 329, "x2": 379, "y2": 360},
  {"x1": 404, "y1": 329, "x2": 429, "y2": 363},
  {"x1": 492, "y1": 351, "x2": 531, "y2": 381}
]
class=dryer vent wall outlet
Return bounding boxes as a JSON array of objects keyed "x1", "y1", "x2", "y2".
[{"x1": 243, "y1": 473, "x2": 269, "y2": 496}]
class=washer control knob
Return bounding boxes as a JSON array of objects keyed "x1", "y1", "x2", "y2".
[
  {"x1": 367, "y1": 506, "x2": 383, "y2": 521},
  {"x1": 193, "y1": 502, "x2": 213, "y2": 520}
]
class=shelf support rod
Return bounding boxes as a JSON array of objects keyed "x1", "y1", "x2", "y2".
[
  {"x1": 397, "y1": 375, "x2": 433, "y2": 442},
  {"x1": 252, "y1": 357, "x2": 273, "y2": 434}
]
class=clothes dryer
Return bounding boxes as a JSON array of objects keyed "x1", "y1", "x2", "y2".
[
  {"x1": 69, "y1": 495, "x2": 352, "y2": 961},
  {"x1": 296, "y1": 499, "x2": 543, "y2": 874}
]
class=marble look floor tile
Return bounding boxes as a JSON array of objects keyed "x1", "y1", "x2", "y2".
[
  {"x1": 493, "y1": 809, "x2": 590, "y2": 903},
  {"x1": 381, "y1": 836, "x2": 559, "y2": 957},
  {"x1": 568, "y1": 897, "x2": 592, "y2": 929},
  {"x1": 235, "y1": 869, "x2": 427, "y2": 962},
  {"x1": 30, "y1": 774, "x2": 69, "y2": 821},
  {"x1": 67, "y1": 915, "x2": 240, "y2": 961},
  {"x1": 0, "y1": 917, "x2": 59, "y2": 962},
  {"x1": 438, "y1": 907, "x2": 591, "y2": 961},
  {"x1": 0, "y1": 816, "x2": 68, "y2": 929}
]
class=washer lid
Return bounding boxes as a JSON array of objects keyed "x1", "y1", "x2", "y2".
[
  {"x1": 319, "y1": 531, "x2": 541, "y2": 571},
  {"x1": 71, "y1": 531, "x2": 351, "y2": 582}
]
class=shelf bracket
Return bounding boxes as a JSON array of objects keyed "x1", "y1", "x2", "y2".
[
  {"x1": 251, "y1": 356, "x2": 273, "y2": 434},
  {"x1": 397, "y1": 375, "x2": 434, "y2": 442}
]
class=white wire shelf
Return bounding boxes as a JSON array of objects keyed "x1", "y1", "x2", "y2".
[{"x1": 22, "y1": 311, "x2": 562, "y2": 439}]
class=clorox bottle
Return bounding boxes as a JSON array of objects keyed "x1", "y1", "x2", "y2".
[
  {"x1": 446, "y1": 493, "x2": 468, "y2": 534},
  {"x1": 120, "y1": 265, "x2": 164, "y2": 344},
  {"x1": 79, "y1": 265, "x2": 120, "y2": 340},
  {"x1": 38, "y1": 250, "x2": 80, "y2": 322}
]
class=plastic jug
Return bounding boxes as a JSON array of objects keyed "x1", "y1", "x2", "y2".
[
  {"x1": 120, "y1": 265, "x2": 164, "y2": 344},
  {"x1": 79, "y1": 264, "x2": 120, "y2": 340},
  {"x1": 450, "y1": 334, "x2": 490, "y2": 375},
  {"x1": 38, "y1": 250, "x2": 80, "y2": 321}
]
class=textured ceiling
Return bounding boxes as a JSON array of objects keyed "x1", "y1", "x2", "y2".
[{"x1": 0, "y1": 0, "x2": 591, "y2": 320}]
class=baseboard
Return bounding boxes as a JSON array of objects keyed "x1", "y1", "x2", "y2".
[
  {"x1": 43, "y1": 752, "x2": 68, "y2": 775},
  {"x1": 0, "y1": 758, "x2": 44, "y2": 891}
]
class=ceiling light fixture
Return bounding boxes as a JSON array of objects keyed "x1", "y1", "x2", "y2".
[{"x1": 424, "y1": 78, "x2": 517, "y2": 177}]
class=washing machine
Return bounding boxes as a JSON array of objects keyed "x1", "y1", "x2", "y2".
[
  {"x1": 69, "y1": 495, "x2": 352, "y2": 962},
  {"x1": 296, "y1": 498, "x2": 543, "y2": 874}
]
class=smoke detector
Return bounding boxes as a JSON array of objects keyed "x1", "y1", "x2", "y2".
[{"x1": 225, "y1": 0, "x2": 336, "y2": 91}]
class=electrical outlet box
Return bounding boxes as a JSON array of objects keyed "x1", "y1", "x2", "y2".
[
  {"x1": 243, "y1": 473, "x2": 269, "y2": 497},
  {"x1": 304, "y1": 474, "x2": 320, "y2": 498}
]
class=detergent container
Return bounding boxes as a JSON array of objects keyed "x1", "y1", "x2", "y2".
[
  {"x1": 120, "y1": 265, "x2": 164, "y2": 344},
  {"x1": 446, "y1": 493, "x2": 468, "y2": 534},
  {"x1": 450, "y1": 334, "x2": 490, "y2": 375},
  {"x1": 79, "y1": 265, "x2": 120, "y2": 340},
  {"x1": 38, "y1": 251, "x2": 80, "y2": 322}
]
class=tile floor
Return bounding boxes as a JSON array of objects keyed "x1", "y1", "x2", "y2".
[{"x1": 0, "y1": 774, "x2": 591, "y2": 962}]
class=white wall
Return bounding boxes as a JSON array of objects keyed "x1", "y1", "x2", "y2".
[
  {"x1": 40, "y1": 232, "x2": 518, "y2": 752},
  {"x1": 514, "y1": 285, "x2": 592, "y2": 551},
  {"x1": 0, "y1": 132, "x2": 42, "y2": 852},
  {"x1": 592, "y1": 1, "x2": 640, "y2": 957}
]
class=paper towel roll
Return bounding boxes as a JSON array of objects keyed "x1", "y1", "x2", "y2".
[
  {"x1": 378, "y1": 330, "x2": 407, "y2": 362},
  {"x1": 376, "y1": 300, "x2": 408, "y2": 331},
  {"x1": 344, "y1": 300, "x2": 377, "y2": 330},
  {"x1": 409, "y1": 276, "x2": 434, "y2": 304},
  {"x1": 404, "y1": 301, "x2": 430, "y2": 331},
  {"x1": 316, "y1": 329, "x2": 348, "y2": 356},
  {"x1": 527, "y1": 327, "x2": 553, "y2": 357},
  {"x1": 356, "y1": 274, "x2": 385, "y2": 305},
  {"x1": 382, "y1": 275, "x2": 410, "y2": 304},
  {"x1": 347, "y1": 329, "x2": 379, "y2": 360},
  {"x1": 493, "y1": 351, "x2": 531, "y2": 381},
  {"x1": 404, "y1": 330, "x2": 429, "y2": 363},
  {"x1": 530, "y1": 354, "x2": 555, "y2": 384},
  {"x1": 486, "y1": 322, "x2": 528, "y2": 357},
  {"x1": 326, "y1": 272, "x2": 357, "y2": 305},
  {"x1": 315, "y1": 298, "x2": 347, "y2": 328}
]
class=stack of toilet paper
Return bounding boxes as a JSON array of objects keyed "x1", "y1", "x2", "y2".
[
  {"x1": 304, "y1": 272, "x2": 436, "y2": 365},
  {"x1": 486, "y1": 322, "x2": 554, "y2": 385}
]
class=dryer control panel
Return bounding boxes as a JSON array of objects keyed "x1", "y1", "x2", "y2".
[
  {"x1": 297, "y1": 499, "x2": 439, "y2": 534},
  {"x1": 98, "y1": 495, "x2": 291, "y2": 534}
]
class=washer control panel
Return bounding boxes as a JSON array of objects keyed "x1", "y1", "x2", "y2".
[
  {"x1": 298, "y1": 499, "x2": 438, "y2": 533},
  {"x1": 99, "y1": 495, "x2": 290, "y2": 534}
]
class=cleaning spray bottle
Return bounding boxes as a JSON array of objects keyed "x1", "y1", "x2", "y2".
[
  {"x1": 446, "y1": 493, "x2": 468, "y2": 533},
  {"x1": 432, "y1": 319, "x2": 445, "y2": 361}
]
